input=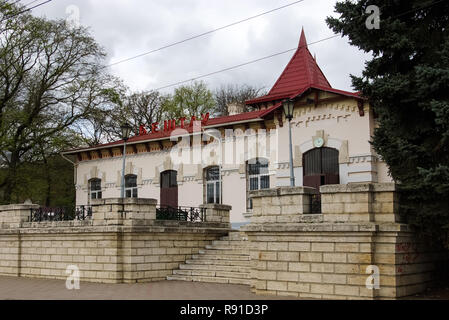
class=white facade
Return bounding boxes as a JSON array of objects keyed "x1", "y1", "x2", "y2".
[{"x1": 67, "y1": 92, "x2": 392, "y2": 224}]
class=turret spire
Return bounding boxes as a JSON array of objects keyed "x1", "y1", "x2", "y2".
[{"x1": 299, "y1": 27, "x2": 307, "y2": 48}]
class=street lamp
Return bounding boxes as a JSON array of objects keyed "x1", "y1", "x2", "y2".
[
  {"x1": 283, "y1": 99, "x2": 295, "y2": 187},
  {"x1": 120, "y1": 122, "x2": 133, "y2": 198}
]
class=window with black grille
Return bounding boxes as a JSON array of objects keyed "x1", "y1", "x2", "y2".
[
  {"x1": 247, "y1": 158, "x2": 270, "y2": 209},
  {"x1": 205, "y1": 166, "x2": 221, "y2": 204},
  {"x1": 90, "y1": 178, "x2": 102, "y2": 200},
  {"x1": 125, "y1": 174, "x2": 138, "y2": 198}
]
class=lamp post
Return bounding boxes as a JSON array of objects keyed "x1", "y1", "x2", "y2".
[
  {"x1": 120, "y1": 122, "x2": 133, "y2": 198},
  {"x1": 283, "y1": 99, "x2": 295, "y2": 187}
]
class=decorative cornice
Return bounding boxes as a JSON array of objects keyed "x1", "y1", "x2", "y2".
[{"x1": 349, "y1": 154, "x2": 379, "y2": 163}]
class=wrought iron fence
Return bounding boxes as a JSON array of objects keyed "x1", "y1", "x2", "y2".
[
  {"x1": 29, "y1": 205, "x2": 92, "y2": 222},
  {"x1": 309, "y1": 194, "x2": 322, "y2": 214},
  {"x1": 156, "y1": 206, "x2": 205, "y2": 222}
]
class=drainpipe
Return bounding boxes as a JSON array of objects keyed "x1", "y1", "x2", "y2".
[{"x1": 60, "y1": 152, "x2": 78, "y2": 190}]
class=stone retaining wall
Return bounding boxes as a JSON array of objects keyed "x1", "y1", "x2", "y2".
[
  {"x1": 0, "y1": 199, "x2": 230, "y2": 283},
  {"x1": 243, "y1": 183, "x2": 447, "y2": 299}
]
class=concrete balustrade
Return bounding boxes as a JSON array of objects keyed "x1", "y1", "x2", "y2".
[
  {"x1": 91, "y1": 197, "x2": 157, "y2": 226},
  {"x1": 320, "y1": 183, "x2": 400, "y2": 223},
  {"x1": 0, "y1": 203, "x2": 39, "y2": 228},
  {"x1": 249, "y1": 186, "x2": 320, "y2": 224},
  {"x1": 199, "y1": 203, "x2": 231, "y2": 227}
]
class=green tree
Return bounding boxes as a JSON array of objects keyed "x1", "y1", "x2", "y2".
[
  {"x1": 326, "y1": 1, "x2": 449, "y2": 245},
  {"x1": 164, "y1": 81, "x2": 215, "y2": 119},
  {"x1": 0, "y1": 1, "x2": 118, "y2": 204}
]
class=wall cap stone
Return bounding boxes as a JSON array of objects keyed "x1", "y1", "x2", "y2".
[
  {"x1": 250, "y1": 186, "x2": 318, "y2": 198},
  {"x1": 0, "y1": 203, "x2": 39, "y2": 211},
  {"x1": 241, "y1": 222, "x2": 379, "y2": 233},
  {"x1": 91, "y1": 198, "x2": 158, "y2": 206},
  {"x1": 199, "y1": 203, "x2": 232, "y2": 211},
  {"x1": 320, "y1": 183, "x2": 396, "y2": 194}
]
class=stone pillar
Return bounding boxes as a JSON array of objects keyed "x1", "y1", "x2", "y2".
[
  {"x1": 91, "y1": 198, "x2": 157, "y2": 226},
  {"x1": 0, "y1": 203, "x2": 39, "y2": 228},
  {"x1": 0, "y1": 203, "x2": 39, "y2": 277},
  {"x1": 249, "y1": 186, "x2": 320, "y2": 223},
  {"x1": 199, "y1": 204, "x2": 231, "y2": 227},
  {"x1": 320, "y1": 183, "x2": 399, "y2": 223}
]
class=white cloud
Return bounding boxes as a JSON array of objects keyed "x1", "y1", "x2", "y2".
[{"x1": 29, "y1": 0, "x2": 373, "y2": 94}]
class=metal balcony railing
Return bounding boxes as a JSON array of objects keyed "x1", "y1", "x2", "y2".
[
  {"x1": 156, "y1": 206, "x2": 205, "y2": 222},
  {"x1": 29, "y1": 205, "x2": 92, "y2": 222}
]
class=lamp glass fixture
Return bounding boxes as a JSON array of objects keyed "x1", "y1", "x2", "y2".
[
  {"x1": 282, "y1": 99, "x2": 294, "y2": 120},
  {"x1": 120, "y1": 123, "x2": 132, "y2": 141}
]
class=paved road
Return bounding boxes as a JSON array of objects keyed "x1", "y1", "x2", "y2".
[{"x1": 0, "y1": 276, "x2": 295, "y2": 300}]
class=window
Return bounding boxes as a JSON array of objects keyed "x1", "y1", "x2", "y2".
[
  {"x1": 247, "y1": 158, "x2": 270, "y2": 209},
  {"x1": 205, "y1": 166, "x2": 221, "y2": 204},
  {"x1": 303, "y1": 147, "x2": 339, "y2": 190},
  {"x1": 125, "y1": 174, "x2": 138, "y2": 198},
  {"x1": 304, "y1": 148, "x2": 339, "y2": 176},
  {"x1": 90, "y1": 178, "x2": 102, "y2": 200},
  {"x1": 160, "y1": 170, "x2": 177, "y2": 188}
]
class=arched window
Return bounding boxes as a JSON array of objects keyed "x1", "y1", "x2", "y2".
[
  {"x1": 303, "y1": 147, "x2": 339, "y2": 190},
  {"x1": 125, "y1": 174, "x2": 138, "y2": 198},
  {"x1": 90, "y1": 178, "x2": 102, "y2": 200},
  {"x1": 204, "y1": 166, "x2": 221, "y2": 204},
  {"x1": 246, "y1": 158, "x2": 270, "y2": 209}
]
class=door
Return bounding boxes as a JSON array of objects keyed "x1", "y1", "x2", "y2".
[
  {"x1": 160, "y1": 170, "x2": 178, "y2": 208},
  {"x1": 303, "y1": 147, "x2": 339, "y2": 190}
]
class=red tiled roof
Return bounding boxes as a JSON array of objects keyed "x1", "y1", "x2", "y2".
[
  {"x1": 246, "y1": 28, "x2": 331, "y2": 105},
  {"x1": 64, "y1": 30, "x2": 364, "y2": 155},
  {"x1": 63, "y1": 110, "x2": 272, "y2": 154}
]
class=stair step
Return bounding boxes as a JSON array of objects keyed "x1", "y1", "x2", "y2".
[
  {"x1": 173, "y1": 269, "x2": 250, "y2": 279},
  {"x1": 199, "y1": 249, "x2": 249, "y2": 255},
  {"x1": 206, "y1": 244, "x2": 248, "y2": 250},
  {"x1": 168, "y1": 231, "x2": 251, "y2": 286},
  {"x1": 180, "y1": 264, "x2": 250, "y2": 272},
  {"x1": 174, "y1": 269, "x2": 216, "y2": 277},
  {"x1": 192, "y1": 254, "x2": 250, "y2": 261},
  {"x1": 227, "y1": 232, "x2": 248, "y2": 241},
  {"x1": 212, "y1": 240, "x2": 248, "y2": 246},
  {"x1": 185, "y1": 259, "x2": 250, "y2": 266},
  {"x1": 167, "y1": 274, "x2": 251, "y2": 285}
]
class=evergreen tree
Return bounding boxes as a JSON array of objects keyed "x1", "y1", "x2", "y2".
[{"x1": 327, "y1": 0, "x2": 449, "y2": 246}]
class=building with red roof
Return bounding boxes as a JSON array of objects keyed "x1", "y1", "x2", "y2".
[{"x1": 63, "y1": 29, "x2": 391, "y2": 225}]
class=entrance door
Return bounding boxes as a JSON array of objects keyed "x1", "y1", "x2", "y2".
[
  {"x1": 303, "y1": 147, "x2": 339, "y2": 190},
  {"x1": 160, "y1": 170, "x2": 178, "y2": 208}
]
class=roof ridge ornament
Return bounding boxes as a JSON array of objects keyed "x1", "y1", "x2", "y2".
[{"x1": 299, "y1": 26, "x2": 307, "y2": 48}]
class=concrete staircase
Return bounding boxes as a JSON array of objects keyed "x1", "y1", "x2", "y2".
[{"x1": 167, "y1": 231, "x2": 251, "y2": 285}]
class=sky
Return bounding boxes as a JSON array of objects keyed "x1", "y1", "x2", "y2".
[{"x1": 26, "y1": 0, "x2": 373, "y2": 95}]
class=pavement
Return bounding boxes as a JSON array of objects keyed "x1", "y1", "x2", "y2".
[{"x1": 0, "y1": 276, "x2": 296, "y2": 300}]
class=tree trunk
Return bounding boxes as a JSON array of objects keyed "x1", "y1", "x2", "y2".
[{"x1": 43, "y1": 155, "x2": 51, "y2": 207}]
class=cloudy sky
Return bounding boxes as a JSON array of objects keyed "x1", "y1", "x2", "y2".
[{"x1": 27, "y1": 0, "x2": 373, "y2": 94}]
